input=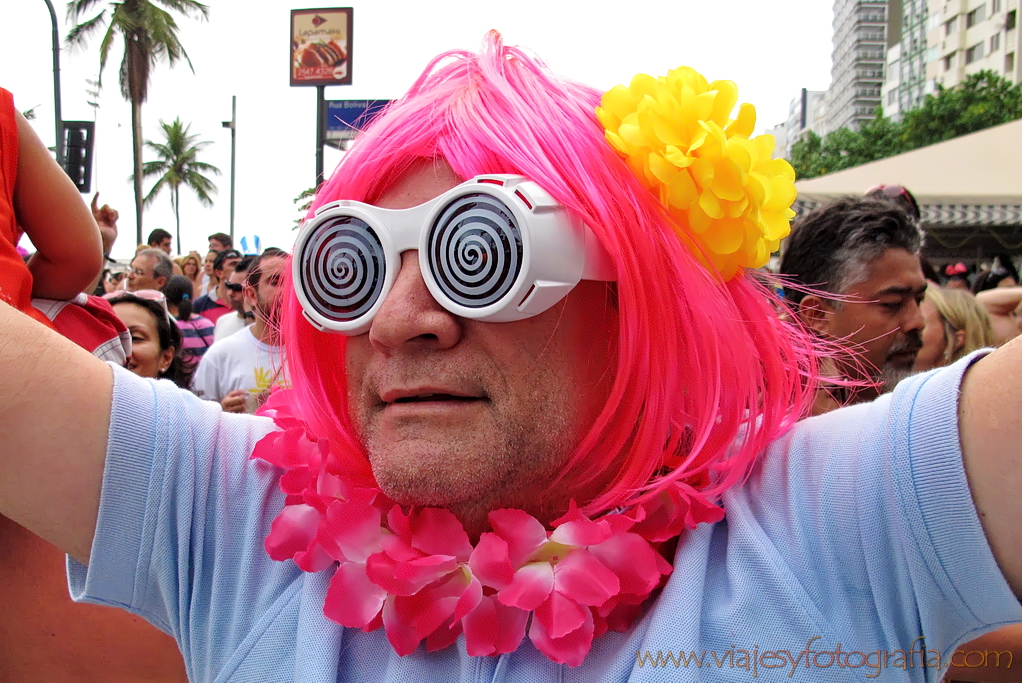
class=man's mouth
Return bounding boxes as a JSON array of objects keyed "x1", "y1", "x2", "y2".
[
  {"x1": 380, "y1": 387, "x2": 486, "y2": 407},
  {"x1": 392, "y1": 393, "x2": 479, "y2": 403}
]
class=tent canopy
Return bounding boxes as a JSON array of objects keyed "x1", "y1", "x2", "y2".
[{"x1": 793, "y1": 119, "x2": 1022, "y2": 257}]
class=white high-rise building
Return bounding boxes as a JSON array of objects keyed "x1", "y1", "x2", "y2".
[
  {"x1": 828, "y1": 0, "x2": 903, "y2": 131},
  {"x1": 926, "y1": 0, "x2": 1022, "y2": 88}
]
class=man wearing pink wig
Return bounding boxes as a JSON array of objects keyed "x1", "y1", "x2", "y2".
[{"x1": 1, "y1": 34, "x2": 1020, "y2": 681}]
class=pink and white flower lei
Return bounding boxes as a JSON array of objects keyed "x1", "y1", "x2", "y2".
[{"x1": 252, "y1": 389, "x2": 725, "y2": 667}]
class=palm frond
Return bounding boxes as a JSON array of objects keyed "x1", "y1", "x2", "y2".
[
  {"x1": 65, "y1": 11, "x2": 107, "y2": 47},
  {"x1": 142, "y1": 175, "x2": 168, "y2": 206},
  {"x1": 155, "y1": 0, "x2": 210, "y2": 20},
  {"x1": 66, "y1": 0, "x2": 107, "y2": 23}
]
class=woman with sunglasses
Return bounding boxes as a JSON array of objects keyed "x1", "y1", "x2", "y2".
[{"x1": 105, "y1": 291, "x2": 195, "y2": 388}]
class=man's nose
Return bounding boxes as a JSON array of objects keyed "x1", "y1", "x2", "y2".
[
  {"x1": 903, "y1": 297, "x2": 925, "y2": 333},
  {"x1": 368, "y1": 251, "x2": 461, "y2": 355}
]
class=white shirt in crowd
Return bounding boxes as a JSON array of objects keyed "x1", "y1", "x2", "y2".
[
  {"x1": 213, "y1": 313, "x2": 250, "y2": 342},
  {"x1": 191, "y1": 327, "x2": 287, "y2": 406}
]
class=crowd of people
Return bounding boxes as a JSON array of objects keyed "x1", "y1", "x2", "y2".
[{"x1": 3, "y1": 33, "x2": 1022, "y2": 682}]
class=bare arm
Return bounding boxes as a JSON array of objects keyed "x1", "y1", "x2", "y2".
[
  {"x1": 976, "y1": 287, "x2": 1022, "y2": 316},
  {"x1": 13, "y1": 110, "x2": 103, "y2": 300},
  {"x1": 0, "y1": 300, "x2": 111, "y2": 563},
  {"x1": 959, "y1": 335, "x2": 1022, "y2": 595}
]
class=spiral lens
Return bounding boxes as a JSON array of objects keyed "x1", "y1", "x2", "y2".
[
  {"x1": 297, "y1": 215, "x2": 385, "y2": 325},
  {"x1": 427, "y1": 193, "x2": 523, "y2": 308}
]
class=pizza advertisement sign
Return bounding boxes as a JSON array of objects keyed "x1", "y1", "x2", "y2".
[{"x1": 290, "y1": 8, "x2": 353, "y2": 86}]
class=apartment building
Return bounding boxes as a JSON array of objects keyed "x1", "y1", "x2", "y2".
[
  {"x1": 926, "y1": 0, "x2": 1021, "y2": 87},
  {"x1": 882, "y1": 0, "x2": 932, "y2": 119},
  {"x1": 828, "y1": 0, "x2": 903, "y2": 131}
]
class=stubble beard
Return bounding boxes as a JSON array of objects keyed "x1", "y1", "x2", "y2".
[{"x1": 359, "y1": 386, "x2": 577, "y2": 539}]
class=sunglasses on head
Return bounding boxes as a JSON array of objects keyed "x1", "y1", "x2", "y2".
[
  {"x1": 292, "y1": 174, "x2": 616, "y2": 336},
  {"x1": 104, "y1": 289, "x2": 172, "y2": 323},
  {"x1": 225, "y1": 282, "x2": 245, "y2": 293},
  {"x1": 865, "y1": 184, "x2": 921, "y2": 220}
]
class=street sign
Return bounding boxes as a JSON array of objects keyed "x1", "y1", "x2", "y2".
[{"x1": 324, "y1": 100, "x2": 390, "y2": 147}]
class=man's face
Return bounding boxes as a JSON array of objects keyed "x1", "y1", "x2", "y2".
[
  {"x1": 209, "y1": 239, "x2": 226, "y2": 252},
  {"x1": 818, "y1": 248, "x2": 926, "y2": 386},
  {"x1": 247, "y1": 256, "x2": 285, "y2": 325},
  {"x1": 127, "y1": 254, "x2": 164, "y2": 292},
  {"x1": 153, "y1": 237, "x2": 172, "y2": 254},
  {"x1": 215, "y1": 257, "x2": 242, "y2": 285},
  {"x1": 344, "y1": 161, "x2": 617, "y2": 535},
  {"x1": 226, "y1": 269, "x2": 249, "y2": 314}
]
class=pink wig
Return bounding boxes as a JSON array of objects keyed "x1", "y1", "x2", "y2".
[{"x1": 281, "y1": 31, "x2": 819, "y2": 516}]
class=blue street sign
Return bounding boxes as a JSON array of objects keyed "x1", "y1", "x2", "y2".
[{"x1": 325, "y1": 100, "x2": 390, "y2": 134}]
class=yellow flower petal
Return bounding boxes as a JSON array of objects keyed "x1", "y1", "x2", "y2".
[
  {"x1": 597, "y1": 65, "x2": 796, "y2": 279},
  {"x1": 725, "y1": 103, "x2": 757, "y2": 138},
  {"x1": 664, "y1": 146, "x2": 695, "y2": 168},
  {"x1": 703, "y1": 217, "x2": 745, "y2": 254},
  {"x1": 708, "y1": 80, "x2": 738, "y2": 124}
]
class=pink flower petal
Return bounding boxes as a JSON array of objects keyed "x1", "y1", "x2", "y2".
[
  {"x1": 410, "y1": 508, "x2": 473, "y2": 560},
  {"x1": 534, "y1": 590, "x2": 588, "y2": 638},
  {"x1": 383, "y1": 597, "x2": 421, "y2": 656},
  {"x1": 498, "y1": 562, "x2": 554, "y2": 611},
  {"x1": 425, "y1": 619, "x2": 463, "y2": 652},
  {"x1": 294, "y1": 540, "x2": 335, "y2": 572},
  {"x1": 452, "y1": 575, "x2": 483, "y2": 623},
  {"x1": 587, "y1": 533, "x2": 668, "y2": 595},
  {"x1": 469, "y1": 533, "x2": 515, "y2": 590},
  {"x1": 323, "y1": 561, "x2": 387, "y2": 629},
  {"x1": 552, "y1": 549, "x2": 620, "y2": 606},
  {"x1": 462, "y1": 594, "x2": 529, "y2": 656},
  {"x1": 529, "y1": 604, "x2": 595, "y2": 667},
  {"x1": 488, "y1": 509, "x2": 548, "y2": 566},
  {"x1": 550, "y1": 516, "x2": 612, "y2": 547},
  {"x1": 366, "y1": 551, "x2": 459, "y2": 596},
  {"x1": 386, "y1": 570, "x2": 470, "y2": 648},
  {"x1": 250, "y1": 430, "x2": 285, "y2": 465},
  {"x1": 320, "y1": 499, "x2": 383, "y2": 563},
  {"x1": 265, "y1": 504, "x2": 322, "y2": 561}
]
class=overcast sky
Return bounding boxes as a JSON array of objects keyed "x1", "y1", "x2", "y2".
[{"x1": 3, "y1": 1, "x2": 833, "y2": 259}]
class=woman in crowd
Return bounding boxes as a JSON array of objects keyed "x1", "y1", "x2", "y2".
[
  {"x1": 163, "y1": 274, "x2": 215, "y2": 360},
  {"x1": 176, "y1": 252, "x2": 203, "y2": 296},
  {"x1": 200, "y1": 249, "x2": 220, "y2": 297},
  {"x1": 106, "y1": 291, "x2": 194, "y2": 388},
  {"x1": 913, "y1": 285, "x2": 996, "y2": 372}
]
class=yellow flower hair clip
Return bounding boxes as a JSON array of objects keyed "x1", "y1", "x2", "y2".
[{"x1": 597, "y1": 67, "x2": 797, "y2": 279}]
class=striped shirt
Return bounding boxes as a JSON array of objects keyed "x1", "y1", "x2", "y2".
[{"x1": 174, "y1": 314, "x2": 216, "y2": 359}]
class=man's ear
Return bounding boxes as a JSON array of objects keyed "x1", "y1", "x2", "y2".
[
  {"x1": 155, "y1": 276, "x2": 168, "y2": 291},
  {"x1": 797, "y1": 294, "x2": 835, "y2": 336}
]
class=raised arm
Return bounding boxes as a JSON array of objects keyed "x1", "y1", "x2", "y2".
[
  {"x1": 959, "y1": 335, "x2": 1022, "y2": 595},
  {"x1": 0, "y1": 301, "x2": 111, "y2": 563},
  {"x1": 13, "y1": 110, "x2": 103, "y2": 300}
]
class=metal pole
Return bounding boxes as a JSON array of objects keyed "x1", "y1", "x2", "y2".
[
  {"x1": 229, "y1": 95, "x2": 236, "y2": 240},
  {"x1": 43, "y1": 0, "x2": 63, "y2": 163},
  {"x1": 222, "y1": 96, "x2": 237, "y2": 240},
  {"x1": 316, "y1": 85, "x2": 325, "y2": 186}
]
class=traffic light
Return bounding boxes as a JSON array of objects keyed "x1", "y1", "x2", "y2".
[{"x1": 61, "y1": 121, "x2": 95, "y2": 193}]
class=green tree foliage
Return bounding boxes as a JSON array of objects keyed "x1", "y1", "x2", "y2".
[
  {"x1": 138, "y1": 117, "x2": 220, "y2": 249},
  {"x1": 791, "y1": 70, "x2": 1022, "y2": 180},
  {"x1": 66, "y1": 0, "x2": 210, "y2": 245}
]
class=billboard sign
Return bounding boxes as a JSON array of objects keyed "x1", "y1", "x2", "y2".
[
  {"x1": 290, "y1": 8, "x2": 353, "y2": 86},
  {"x1": 325, "y1": 100, "x2": 390, "y2": 142}
]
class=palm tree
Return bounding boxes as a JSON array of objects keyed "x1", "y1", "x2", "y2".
[
  {"x1": 66, "y1": 0, "x2": 210, "y2": 245},
  {"x1": 139, "y1": 117, "x2": 220, "y2": 249}
]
